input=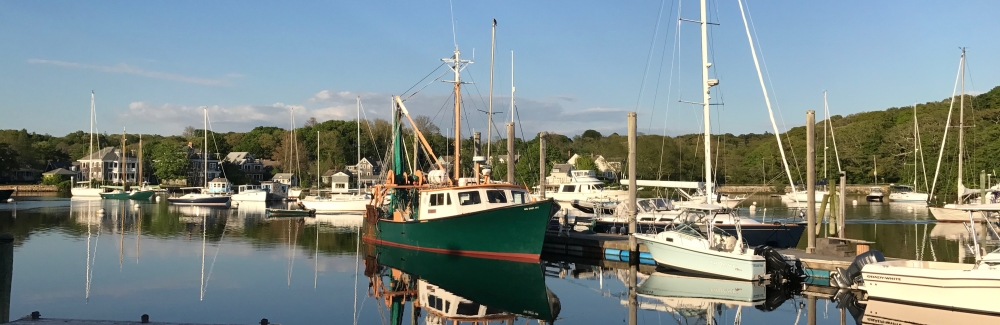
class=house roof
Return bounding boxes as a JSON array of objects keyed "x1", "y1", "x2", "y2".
[
  {"x1": 273, "y1": 173, "x2": 296, "y2": 180},
  {"x1": 552, "y1": 163, "x2": 574, "y2": 173},
  {"x1": 43, "y1": 168, "x2": 78, "y2": 176},
  {"x1": 225, "y1": 152, "x2": 255, "y2": 164},
  {"x1": 79, "y1": 147, "x2": 119, "y2": 161},
  {"x1": 209, "y1": 178, "x2": 229, "y2": 183}
]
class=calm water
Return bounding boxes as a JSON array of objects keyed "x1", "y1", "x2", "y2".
[{"x1": 0, "y1": 194, "x2": 990, "y2": 324}]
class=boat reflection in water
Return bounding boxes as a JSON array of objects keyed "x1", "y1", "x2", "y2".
[
  {"x1": 635, "y1": 272, "x2": 796, "y2": 323},
  {"x1": 365, "y1": 244, "x2": 560, "y2": 324},
  {"x1": 862, "y1": 299, "x2": 1000, "y2": 325}
]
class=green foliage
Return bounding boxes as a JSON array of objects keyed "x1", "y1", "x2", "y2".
[
  {"x1": 581, "y1": 129, "x2": 602, "y2": 140},
  {"x1": 574, "y1": 155, "x2": 597, "y2": 173},
  {"x1": 150, "y1": 142, "x2": 191, "y2": 181},
  {"x1": 221, "y1": 161, "x2": 248, "y2": 185}
]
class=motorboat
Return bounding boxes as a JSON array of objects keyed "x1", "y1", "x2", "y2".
[
  {"x1": 633, "y1": 204, "x2": 801, "y2": 281},
  {"x1": 599, "y1": 200, "x2": 804, "y2": 248},
  {"x1": 299, "y1": 193, "x2": 370, "y2": 212},
  {"x1": 540, "y1": 170, "x2": 627, "y2": 204},
  {"x1": 866, "y1": 186, "x2": 884, "y2": 202},
  {"x1": 857, "y1": 203, "x2": 1000, "y2": 315},
  {"x1": 230, "y1": 182, "x2": 288, "y2": 202}
]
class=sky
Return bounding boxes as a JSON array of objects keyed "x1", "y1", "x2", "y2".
[{"x1": 2, "y1": 0, "x2": 999, "y2": 140}]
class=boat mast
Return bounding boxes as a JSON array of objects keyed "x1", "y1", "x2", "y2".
[
  {"x1": 700, "y1": 0, "x2": 714, "y2": 201},
  {"x1": 357, "y1": 97, "x2": 361, "y2": 190},
  {"x1": 317, "y1": 130, "x2": 320, "y2": 191},
  {"x1": 486, "y1": 19, "x2": 496, "y2": 167},
  {"x1": 511, "y1": 50, "x2": 515, "y2": 123},
  {"x1": 121, "y1": 128, "x2": 126, "y2": 185},
  {"x1": 957, "y1": 48, "x2": 966, "y2": 203},
  {"x1": 204, "y1": 107, "x2": 208, "y2": 188},
  {"x1": 139, "y1": 134, "x2": 143, "y2": 186},
  {"x1": 824, "y1": 92, "x2": 828, "y2": 185},
  {"x1": 89, "y1": 92, "x2": 95, "y2": 184},
  {"x1": 913, "y1": 103, "x2": 918, "y2": 188},
  {"x1": 737, "y1": 0, "x2": 797, "y2": 200},
  {"x1": 443, "y1": 48, "x2": 473, "y2": 181}
]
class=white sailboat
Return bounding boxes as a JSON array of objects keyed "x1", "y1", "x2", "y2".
[
  {"x1": 782, "y1": 92, "x2": 840, "y2": 203},
  {"x1": 634, "y1": 0, "x2": 775, "y2": 281},
  {"x1": 861, "y1": 203, "x2": 1000, "y2": 315},
  {"x1": 167, "y1": 108, "x2": 231, "y2": 206},
  {"x1": 72, "y1": 92, "x2": 110, "y2": 197},
  {"x1": 928, "y1": 49, "x2": 988, "y2": 222},
  {"x1": 888, "y1": 103, "x2": 930, "y2": 202},
  {"x1": 300, "y1": 97, "x2": 370, "y2": 213}
]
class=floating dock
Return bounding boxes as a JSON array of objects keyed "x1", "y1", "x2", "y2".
[{"x1": 6, "y1": 313, "x2": 271, "y2": 325}]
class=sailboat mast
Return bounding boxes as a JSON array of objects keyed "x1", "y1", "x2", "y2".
[
  {"x1": 511, "y1": 50, "x2": 515, "y2": 123},
  {"x1": 700, "y1": 0, "x2": 713, "y2": 200},
  {"x1": 486, "y1": 19, "x2": 496, "y2": 165},
  {"x1": 139, "y1": 134, "x2": 143, "y2": 186},
  {"x1": 357, "y1": 97, "x2": 361, "y2": 190},
  {"x1": 317, "y1": 130, "x2": 320, "y2": 191},
  {"x1": 824, "y1": 92, "x2": 828, "y2": 183},
  {"x1": 958, "y1": 48, "x2": 966, "y2": 203},
  {"x1": 913, "y1": 104, "x2": 918, "y2": 187},
  {"x1": 204, "y1": 107, "x2": 208, "y2": 188},
  {"x1": 89, "y1": 92, "x2": 95, "y2": 183},
  {"x1": 121, "y1": 129, "x2": 126, "y2": 185}
]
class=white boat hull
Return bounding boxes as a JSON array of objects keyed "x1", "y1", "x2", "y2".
[
  {"x1": 300, "y1": 197, "x2": 368, "y2": 212},
  {"x1": 887, "y1": 192, "x2": 929, "y2": 202},
  {"x1": 71, "y1": 187, "x2": 105, "y2": 197},
  {"x1": 231, "y1": 190, "x2": 282, "y2": 202},
  {"x1": 862, "y1": 261, "x2": 1000, "y2": 315},
  {"x1": 546, "y1": 190, "x2": 628, "y2": 205},
  {"x1": 928, "y1": 205, "x2": 985, "y2": 222},
  {"x1": 634, "y1": 233, "x2": 765, "y2": 281},
  {"x1": 782, "y1": 191, "x2": 827, "y2": 203},
  {"x1": 863, "y1": 299, "x2": 1000, "y2": 324}
]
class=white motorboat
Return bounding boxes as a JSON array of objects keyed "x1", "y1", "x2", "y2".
[
  {"x1": 929, "y1": 204, "x2": 987, "y2": 222},
  {"x1": 865, "y1": 186, "x2": 884, "y2": 202},
  {"x1": 299, "y1": 194, "x2": 370, "y2": 213},
  {"x1": 230, "y1": 182, "x2": 288, "y2": 202},
  {"x1": 782, "y1": 190, "x2": 828, "y2": 203},
  {"x1": 541, "y1": 170, "x2": 627, "y2": 204},
  {"x1": 862, "y1": 299, "x2": 1000, "y2": 325},
  {"x1": 860, "y1": 202, "x2": 1000, "y2": 315},
  {"x1": 634, "y1": 204, "x2": 767, "y2": 281},
  {"x1": 887, "y1": 185, "x2": 930, "y2": 203}
]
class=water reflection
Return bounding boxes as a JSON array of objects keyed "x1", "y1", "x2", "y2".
[
  {"x1": 861, "y1": 299, "x2": 1000, "y2": 324},
  {"x1": 365, "y1": 244, "x2": 560, "y2": 324}
]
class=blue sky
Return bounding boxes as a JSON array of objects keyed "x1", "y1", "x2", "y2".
[{"x1": 2, "y1": 0, "x2": 998, "y2": 139}]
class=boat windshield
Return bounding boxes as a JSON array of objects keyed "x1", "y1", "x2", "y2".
[
  {"x1": 652, "y1": 198, "x2": 671, "y2": 211},
  {"x1": 637, "y1": 199, "x2": 656, "y2": 213}
]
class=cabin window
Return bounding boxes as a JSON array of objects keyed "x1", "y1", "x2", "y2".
[
  {"x1": 456, "y1": 302, "x2": 480, "y2": 315},
  {"x1": 458, "y1": 191, "x2": 482, "y2": 205},
  {"x1": 593, "y1": 184, "x2": 604, "y2": 190},
  {"x1": 428, "y1": 295, "x2": 443, "y2": 310},
  {"x1": 486, "y1": 190, "x2": 507, "y2": 203},
  {"x1": 430, "y1": 193, "x2": 450, "y2": 206},
  {"x1": 335, "y1": 183, "x2": 346, "y2": 189},
  {"x1": 562, "y1": 185, "x2": 576, "y2": 193},
  {"x1": 511, "y1": 191, "x2": 526, "y2": 204}
]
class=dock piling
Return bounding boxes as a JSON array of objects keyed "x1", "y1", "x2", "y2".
[
  {"x1": 539, "y1": 132, "x2": 547, "y2": 199},
  {"x1": 2, "y1": 234, "x2": 11, "y2": 323},
  {"x1": 839, "y1": 171, "x2": 846, "y2": 235},
  {"x1": 627, "y1": 112, "x2": 637, "y2": 253},
  {"x1": 807, "y1": 110, "x2": 817, "y2": 254}
]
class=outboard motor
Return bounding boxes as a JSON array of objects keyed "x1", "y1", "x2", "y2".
[
  {"x1": 832, "y1": 250, "x2": 885, "y2": 288},
  {"x1": 833, "y1": 289, "x2": 866, "y2": 324},
  {"x1": 753, "y1": 246, "x2": 805, "y2": 285}
]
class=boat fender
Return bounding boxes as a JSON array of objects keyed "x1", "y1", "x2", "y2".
[{"x1": 831, "y1": 250, "x2": 885, "y2": 288}]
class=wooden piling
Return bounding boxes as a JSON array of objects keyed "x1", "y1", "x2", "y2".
[
  {"x1": 2, "y1": 233, "x2": 12, "y2": 323},
  {"x1": 539, "y1": 132, "x2": 547, "y2": 199},
  {"x1": 807, "y1": 110, "x2": 817, "y2": 253},
  {"x1": 627, "y1": 112, "x2": 637, "y2": 252}
]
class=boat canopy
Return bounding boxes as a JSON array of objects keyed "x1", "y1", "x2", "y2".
[{"x1": 619, "y1": 180, "x2": 702, "y2": 189}]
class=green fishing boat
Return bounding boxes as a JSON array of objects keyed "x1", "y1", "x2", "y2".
[
  {"x1": 362, "y1": 49, "x2": 553, "y2": 262},
  {"x1": 366, "y1": 243, "x2": 561, "y2": 323},
  {"x1": 100, "y1": 129, "x2": 154, "y2": 201}
]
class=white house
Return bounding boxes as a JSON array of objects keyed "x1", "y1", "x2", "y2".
[
  {"x1": 77, "y1": 147, "x2": 138, "y2": 184},
  {"x1": 273, "y1": 173, "x2": 299, "y2": 187}
]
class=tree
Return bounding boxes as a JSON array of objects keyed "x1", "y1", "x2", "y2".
[
  {"x1": 221, "y1": 161, "x2": 248, "y2": 185},
  {"x1": 574, "y1": 155, "x2": 598, "y2": 173},
  {"x1": 581, "y1": 129, "x2": 602, "y2": 140},
  {"x1": 150, "y1": 142, "x2": 191, "y2": 181}
]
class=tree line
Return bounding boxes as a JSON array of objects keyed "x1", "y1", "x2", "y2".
[{"x1": 3, "y1": 85, "x2": 1000, "y2": 201}]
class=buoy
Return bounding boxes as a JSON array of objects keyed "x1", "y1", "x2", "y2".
[
  {"x1": 749, "y1": 202, "x2": 757, "y2": 214},
  {"x1": 232, "y1": 201, "x2": 240, "y2": 208},
  {"x1": 907, "y1": 206, "x2": 914, "y2": 211},
  {"x1": 133, "y1": 203, "x2": 140, "y2": 209},
  {"x1": 155, "y1": 196, "x2": 161, "y2": 202},
  {"x1": 852, "y1": 200, "x2": 858, "y2": 205},
  {"x1": 97, "y1": 208, "x2": 106, "y2": 214},
  {"x1": 5, "y1": 198, "x2": 12, "y2": 203}
]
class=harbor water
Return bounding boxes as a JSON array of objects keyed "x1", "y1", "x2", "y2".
[{"x1": 0, "y1": 194, "x2": 990, "y2": 324}]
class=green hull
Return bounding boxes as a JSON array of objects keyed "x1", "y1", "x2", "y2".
[
  {"x1": 266, "y1": 208, "x2": 315, "y2": 217},
  {"x1": 368, "y1": 244, "x2": 560, "y2": 321},
  {"x1": 365, "y1": 200, "x2": 553, "y2": 262},
  {"x1": 128, "y1": 190, "x2": 155, "y2": 200},
  {"x1": 100, "y1": 190, "x2": 154, "y2": 200}
]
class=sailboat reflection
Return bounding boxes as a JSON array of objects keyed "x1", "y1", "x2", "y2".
[
  {"x1": 635, "y1": 272, "x2": 797, "y2": 323},
  {"x1": 365, "y1": 245, "x2": 561, "y2": 324}
]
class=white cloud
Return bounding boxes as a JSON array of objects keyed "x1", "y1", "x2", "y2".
[{"x1": 28, "y1": 59, "x2": 239, "y2": 86}]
